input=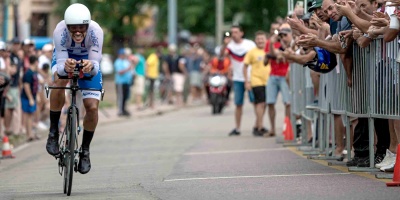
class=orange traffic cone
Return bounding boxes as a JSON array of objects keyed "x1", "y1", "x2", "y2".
[
  {"x1": 387, "y1": 144, "x2": 400, "y2": 187},
  {"x1": 282, "y1": 116, "x2": 294, "y2": 141},
  {"x1": 2, "y1": 136, "x2": 15, "y2": 159}
]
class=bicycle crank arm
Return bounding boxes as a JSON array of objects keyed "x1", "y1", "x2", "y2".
[
  {"x1": 101, "y1": 89, "x2": 105, "y2": 101},
  {"x1": 45, "y1": 86, "x2": 50, "y2": 98}
]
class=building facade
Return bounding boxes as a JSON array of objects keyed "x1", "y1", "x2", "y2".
[{"x1": 1, "y1": 0, "x2": 60, "y2": 43}]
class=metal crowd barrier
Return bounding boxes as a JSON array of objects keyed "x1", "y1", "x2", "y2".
[
  {"x1": 287, "y1": 37, "x2": 400, "y2": 171},
  {"x1": 288, "y1": 62, "x2": 308, "y2": 146}
]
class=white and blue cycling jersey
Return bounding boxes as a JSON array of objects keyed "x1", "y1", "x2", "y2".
[{"x1": 52, "y1": 20, "x2": 104, "y2": 100}]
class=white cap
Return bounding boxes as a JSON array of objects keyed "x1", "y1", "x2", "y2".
[
  {"x1": 168, "y1": 44, "x2": 177, "y2": 52},
  {"x1": 64, "y1": 3, "x2": 91, "y2": 25},
  {"x1": 23, "y1": 39, "x2": 35, "y2": 46},
  {"x1": 42, "y1": 43, "x2": 53, "y2": 52},
  {"x1": 124, "y1": 47, "x2": 132, "y2": 56},
  {"x1": 0, "y1": 41, "x2": 5, "y2": 50}
]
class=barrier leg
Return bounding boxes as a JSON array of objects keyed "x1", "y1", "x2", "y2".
[
  {"x1": 303, "y1": 111, "x2": 323, "y2": 155},
  {"x1": 311, "y1": 113, "x2": 342, "y2": 160},
  {"x1": 345, "y1": 116, "x2": 352, "y2": 161},
  {"x1": 348, "y1": 117, "x2": 379, "y2": 172}
]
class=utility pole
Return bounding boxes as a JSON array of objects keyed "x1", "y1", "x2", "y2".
[
  {"x1": 215, "y1": 0, "x2": 223, "y2": 46},
  {"x1": 168, "y1": 0, "x2": 177, "y2": 46},
  {"x1": 2, "y1": 0, "x2": 9, "y2": 41},
  {"x1": 12, "y1": 0, "x2": 19, "y2": 38}
]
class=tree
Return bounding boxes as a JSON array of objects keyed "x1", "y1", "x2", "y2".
[
  {"x1": 153, "y1": 0, "x2": 287, "y2": 40},
  {"x1": 55, "y1": 1, "x2": 288, "y2": 51},
  {"x1": 240, "y1": 0, "x2": 288, "y2": 38}
]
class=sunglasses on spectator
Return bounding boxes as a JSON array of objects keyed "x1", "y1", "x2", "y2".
[{"x1": 279, "y1": 34, "x2": 288, "y2": 38}]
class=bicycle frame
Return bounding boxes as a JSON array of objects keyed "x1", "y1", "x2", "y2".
[{"x1": 45, "y1": 64, "x2": 104, "y2": 196}]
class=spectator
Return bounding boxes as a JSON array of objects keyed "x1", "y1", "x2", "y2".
[
  {"x1": 265, "y1": 24, "x2": 291, "y2": 137},
  {"x1": 133, "y1": 47, "x2": 146, "y2": 110},
  {"x1": 220, "y1": 25, "x2": 256, "y2": 136},
  {"x1": 21, "y1": 55, "x2": 39, "y2": 142},
  {"x1": 146, "y1": 46, "x2": 162, "y2": 109},
  {"x1": 114, "y1": 48, "x2": 133, "y2": 117},
  {"x1": 4, "y1": 38, "x2": 23, "y2": 136},
  {"x1": 0, "y1": 41, "x2": 10, "y2": 136},
  {"x1": 21, "y1": 39, "x2": 36, "y2": 73},
  {"x1": 163, "y1": 44, "x2": 187, "y2": 107},
  {"x1": 243, "y1": 31, "x2": 271, "y2": 136},
  {"x1": 36, "y1": 44, "x2": 54, "y2": 131},
  {"x1": 186, "y1": 45, "x2": 204, "y2": 104},
  {"x1": 38, "y1": 44, "x2": 53, "y2": 75}
]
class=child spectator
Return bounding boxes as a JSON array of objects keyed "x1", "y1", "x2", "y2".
[{"x1": 21, "y1": 55, "x2": 39, "y2": 142}]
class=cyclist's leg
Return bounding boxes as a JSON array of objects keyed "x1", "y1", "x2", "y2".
[
  {"x1": 46, "y1": 69, "x2": 69, "y2": 156},
  {"x1": 77, "y1": 71, "x2": 102, "y2": 174},
  {"x1": 50, "y1": 73, "x2": 69, "y2": 128}
]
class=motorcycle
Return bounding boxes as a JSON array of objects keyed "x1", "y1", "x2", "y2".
[{"x1": 208, "y1": 74, "x2": 228, "y2": 114}]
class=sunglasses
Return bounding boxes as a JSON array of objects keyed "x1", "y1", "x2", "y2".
[
  {"x1": 67, "y1": 24, "x2": 88, "y2": 33},
  {"x1": 279, "y1": 33, "x2": 288, "y2": 38}
]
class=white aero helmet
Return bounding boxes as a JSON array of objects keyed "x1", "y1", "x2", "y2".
[{"x1": 64, "y1": 3, "x2": 91, "y2": 25}]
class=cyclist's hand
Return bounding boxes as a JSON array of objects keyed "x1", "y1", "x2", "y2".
[
  {"x1": 81, "y1": 59, "x2": 93, "y2": 73},
  {"x1": 29, "y1": 98, "x2": 35, "y2": 106},
  {"x1": 65, "y1": 58, "x2": 76, "y2": 72}
]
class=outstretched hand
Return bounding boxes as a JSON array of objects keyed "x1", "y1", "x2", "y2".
[
  {"x1": 335, "y1": 0, "x2": 353, "y2": 17},
  {"x1": 387, "y1": 0, "x2": 400, "y2": 7}
]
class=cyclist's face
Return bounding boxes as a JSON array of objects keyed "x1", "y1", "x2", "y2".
[{"x1": 68, "y1": 25, "x2": 88, "y2": 43}]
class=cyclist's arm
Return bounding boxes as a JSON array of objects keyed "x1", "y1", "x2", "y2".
[
  {"x1": 54, "y1": 25, "x2": 70, "y2": 76},
  {"x1": 87, "y1": 25, "x2": 104, "y2": 76}
]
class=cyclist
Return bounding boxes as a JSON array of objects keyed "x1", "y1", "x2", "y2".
[{"x1": 46, "y1": 3, "x2": 104, "y2": 175}]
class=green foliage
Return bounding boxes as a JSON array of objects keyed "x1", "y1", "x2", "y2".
[
  {"x1": 153, "y1": 0, "x2": 287, "y2": 37},
  {"x1": 55, "y1": 0, "x2": 287, "y2": 51}
]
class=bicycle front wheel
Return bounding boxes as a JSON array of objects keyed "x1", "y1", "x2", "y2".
[{"x1": 65, "y1": 108, "x2": 77, "y2": 196}]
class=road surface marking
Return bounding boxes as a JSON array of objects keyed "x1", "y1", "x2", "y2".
[
  {"x1": 184, "y1": 148, "x2": 288, "y2": 155},
  {"x1": 164, "y1": 172, "x2": 350, "y2": 182},
  {"x1": 13, "y1": 143, "x2": 30, "y2": 153}
]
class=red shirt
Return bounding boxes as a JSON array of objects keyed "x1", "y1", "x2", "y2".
[{"x1": 264, "y1": 40, "x2": 289, "y2": 77}]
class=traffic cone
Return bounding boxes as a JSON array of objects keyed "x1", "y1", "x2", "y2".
[
  {"x1": 386, "y1": 144, "x2": 400, "y2": 187},
  {"x1": 2, "y1": 136, "x2": 15, "y2": 159},
  {"x1": 283, "y1": 116, "x2": 294, "y2": 141}
]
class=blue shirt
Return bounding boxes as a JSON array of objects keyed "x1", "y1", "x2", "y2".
[
  {"x1": 114, "y1": 58, "x2": 132, "y2": 84},
  {"x1": 336, "y1": 16, "x2": 352, "y2": 33},
  {"x1": 186, "y1": 56, "x2": 202, "y2": 72},
  {"x1": 21, "y1": 68, "x2": 38, "y2": 99},
  {"x1": 135, "y1": 54, "x2": 146, "y2": 76},
  {"x1": 329, "y1": 19, "x2": 338, "y2": 35}
]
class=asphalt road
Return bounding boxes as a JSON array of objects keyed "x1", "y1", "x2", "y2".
[{"x1": 1, "y1": 101, "x2": 399, "y2": 200}]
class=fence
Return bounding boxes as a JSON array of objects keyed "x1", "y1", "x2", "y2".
[{"x1": 288, "y1": 37, "x2": 400, "y2": 170}]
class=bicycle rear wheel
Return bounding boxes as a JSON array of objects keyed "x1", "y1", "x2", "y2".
[{"x1": 65, "y1": 108, "x2": 77, "y2": 196}]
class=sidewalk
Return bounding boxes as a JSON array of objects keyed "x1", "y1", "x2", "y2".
[
  {"x1": 97, "y1": 103, "x2": 179, "y2": 125},
  {"x1": 3, "y1": 102, "x2": 197, "y2": 154}
]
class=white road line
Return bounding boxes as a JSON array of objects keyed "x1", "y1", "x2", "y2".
[
  {"x1": 164, "y1": 172, "x2": 351, "y2": 182},
  {"x1": 12, "y1": 143, "x2": 30, "y2": 153},
  {"x1": 184, "y1": 148, "x2": 288, "y2": 155}
]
